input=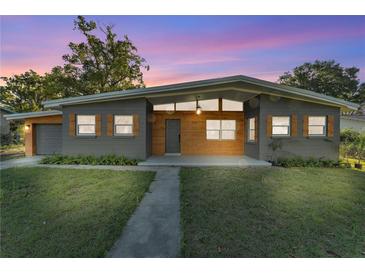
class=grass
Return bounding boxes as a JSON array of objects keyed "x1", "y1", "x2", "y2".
[
  {"x1": 0, "y1": 167, "x2": 155, "y2": 257},
  {"x1": 180, "y1": 167, "x2": 365, "y2": 258},
  {"x1": 0, "y1": 144, "x2": 25, "y2": 161}
]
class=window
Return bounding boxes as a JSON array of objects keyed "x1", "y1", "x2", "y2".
[
  {"x1": 153, "y1": 103, "x2": 174, "y2": 111},
  {"x1": 175, "y1": 101, "x2": 196, "y2": 111},
  {"x1": 114, "y1": 115, "x2": 133, "y2": 135},
  {"x1": 308, "y1": 116, "x2": 326, "y2": 136},
  {"x1": 199, "y1": 99, "x2": 219, "y2": 111},
  {"x1": 77, "y1": 115, "x2": 96, "y2": 135},
  {"x1": 206, "y1": 120, "x2": 236, "y2": 140},
  {"x1": 222, "y1": 99, "x2": 243, "y2": 111},
  {"x1": 248, "y1": 117, "x2": 256, "y2": 142},
  {"x1": 272, "y1": 116, "x2": 290, "y2": 136}
]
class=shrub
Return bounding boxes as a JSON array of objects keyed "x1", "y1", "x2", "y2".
[
  {"x1": 275, "y1": 157, "x2": 340, "y2": 168},
  {"x1": 40, "y1": 154, "x2": 139, "y2": 166},
  {"x1": 340, "y1": 129, "x2": 360, "y2": 143},
  {"x1": 353, "y1": 133, "x2": 365, "y2": 164}
]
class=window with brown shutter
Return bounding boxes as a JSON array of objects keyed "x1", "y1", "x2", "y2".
[
  {"x1": 95, "y1": 114, "x2": 101, "y2": 136},
  {"x1": 69, "y1": 113, "x2": 76, "y2": 136},
  {"x1": 107, "y1": 114, "x2": 113, "y2": 136},
  {"x1": 291, "y1": 114, "x2": 297, "y2": 137},
  {"x1": 133, "y1": 115, "x2": 140, "y2": 136},
  {"x1": 303, "y1": 115, "x2": 309, "y2": 137},
  {"x1": 266, "y1": 115, "x2": 272, "y2": 137},
  {"x1": 327, "y1": 115, "x2": 334, "y2": 137}
]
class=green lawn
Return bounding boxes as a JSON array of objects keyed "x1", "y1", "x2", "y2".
[
  {"x1": 0, "y1": 167, "x2": 155, "y2": 257},
  {"x1": 180, "y1": 167, "x2": 365, "y2": 258}
]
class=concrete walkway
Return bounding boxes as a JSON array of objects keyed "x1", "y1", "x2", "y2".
[
  {"x1": 0, "y1": 156, "x2": 44, "y2": 170},
  {"x1": 139, "y1": 155, "x2": 271, "y2": 167},
  {"x1": 108, "y1": 167, "x2": 181, "y2": 258}
]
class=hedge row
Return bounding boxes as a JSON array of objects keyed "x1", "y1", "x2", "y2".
[{"x1": 40, "y1": 154, "x2": 139, "y2": 166}]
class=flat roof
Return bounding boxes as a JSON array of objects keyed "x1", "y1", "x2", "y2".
[
  {"x1": 43, "y1": 75, "x2": 359, "y2": 111},
  {"x1": 4, "y1": 110, "x2": 62, "y2": 120}
]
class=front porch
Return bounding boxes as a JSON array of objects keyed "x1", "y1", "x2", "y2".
[{"x1": 138, "y1": 155, "x2": 271, "y2": 167}]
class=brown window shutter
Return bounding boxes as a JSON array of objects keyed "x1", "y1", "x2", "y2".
[
  {"x1": 133, "y1": 115, "x2": 140, "y2": 136},
  {"x1": 291, "y1": 114, "x2": 297, "y2": 137},
  {"x1": 327, "y1": 115, "x2": 334, "y2": 137},
  {"x1": 303, "y1": 115, "x2": 309, "y2": 137},
  {"x1": 254, "y1": 116, "x2": 259, "y2": 143},
  {"x1": 266, "y1": 115, "x2": 272, "y2": 137},
  {"x1": 107, "y1": 114, "x2": 114, "y2": 136},
  {"x1": 95, "y1": 114, "x2": 101, "y2": 136},
  {"x1": 69, "y1": 113, "x2": 76, "y2": 136}
]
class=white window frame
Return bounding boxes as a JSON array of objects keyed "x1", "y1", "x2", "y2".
[
  {"x1": 114, "y1": 115, "x2": 134, "y2": 136},
  {"x1": 308, "y1": 116, "x2": 327, "y2": 136},
  {"x1": 76, "y1": 115, "x2": 96, "y2": 136},
  {"x1": 248, "y1": 117, "x2": 256, "y2": 142},
  {"x1": 206, "y1": 120, "x2": 236, "y2": 140},
  {"x1": 272, "y1": 116, "x2": 291, "y2": 137}
]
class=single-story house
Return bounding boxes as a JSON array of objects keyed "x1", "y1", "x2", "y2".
[
  {"x1": 340, "y1": 115, "x2": 365, "y2": 133},
  {"x1": 5, "y1": 75, "x2": 359, "y2": 161},
  {"x1": 1, "y1": 104, "x2": 14, "y2": 135}
]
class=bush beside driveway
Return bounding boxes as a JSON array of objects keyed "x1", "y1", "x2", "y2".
[
  {"x1": 0, "y1": 167, "x2": 155, "y2": 257},
  {"x1": 180, "y1": 167, "x2": 365, "y2": 258}
]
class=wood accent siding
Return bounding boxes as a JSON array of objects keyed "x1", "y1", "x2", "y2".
[
  {"x1": 24, "y1": 115, "x2": 63, "y2": 156},
  {"x1": 152, "y1": 111, "x2": 244, "y2": 156}
]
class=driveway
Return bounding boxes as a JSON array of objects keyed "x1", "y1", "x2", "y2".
[{"x1": 0, "y1": 156, "x2": 44, "y2": 170}]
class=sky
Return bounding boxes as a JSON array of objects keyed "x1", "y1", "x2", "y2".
[{"x1": 1, "y1": 15, "x2": 365, "y2": 86}]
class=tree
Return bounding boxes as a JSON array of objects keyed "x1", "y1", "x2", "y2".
[
  {"x1": 58, "y1": 16, "x2": 149, "y2": 94},
  {"x1": 278, "y1": 60, "x2": 364, "y2": 104},
  {"x1": 0, "y1": 70, "x2": 59, "y2": 112},
  {"x1": 0, "y1": 16, "x2": 150, "y2": 112}
]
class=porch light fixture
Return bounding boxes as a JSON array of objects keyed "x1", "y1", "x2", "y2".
[
  {"x1": 196, "y1": 105, "x2": 202, "y2": 115},
  {"x1": 25, "y1": 124, "x2": 30, "y2": 132},
  {"x1": 196, "y1": 97, "x2": 202, "y2": 115}
]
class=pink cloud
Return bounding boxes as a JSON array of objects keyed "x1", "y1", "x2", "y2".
[{"x1": 139, "y1": 25, "x2": 365, "y2": 57}]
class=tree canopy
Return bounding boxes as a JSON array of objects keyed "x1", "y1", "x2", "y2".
[
  {"x1": 0, "y1": 70, "x2": 53, "y2": 112},
  {"x1": 60, "y1": 16, "x2": 149, "y2": 94},
  {"x1": 0, "y1": 16, "x2": 149, "y2": 112},
  {"x1": 278, "y1": 60, "x2": 364, "y2": 105}
]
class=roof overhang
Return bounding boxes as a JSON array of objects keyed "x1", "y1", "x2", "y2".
[
  {"x1": 43, "y1": 75, "x2": 359, "y2": 111},
  {"x1": 4, "y1": 110, "x2": 62, "y2": 121}
]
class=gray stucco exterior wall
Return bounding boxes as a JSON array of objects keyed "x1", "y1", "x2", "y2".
[
  {"x1": 61, "y1": 98, "x2": 149, "y2": 159},
  {"x1": 258, "y1": 95, "x2": 340, "y2": 161},
  {"x1": 146, "y1": 101, "x2": 153, "y2": 157}
]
